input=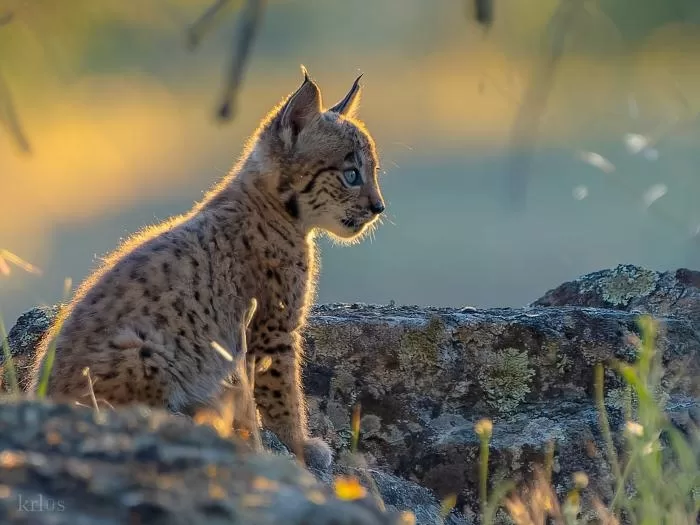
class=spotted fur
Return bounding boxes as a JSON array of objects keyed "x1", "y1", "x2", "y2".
[{"x1": 27, "y1": 67, "x2": 384, "y2": 468}]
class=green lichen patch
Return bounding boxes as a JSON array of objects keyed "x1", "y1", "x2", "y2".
[
  {"x1": 584, "y1": 265, "x2": 659, "y2": 307},
  {"x1": 477, "y1": 348, "x2": 535, "y2": 414},
  {"x1": 305, "y1": 324, "x2": 355, "y2": 357},
  {"x1": 398, "y1": 316, "x2": 445, "y2": 371}
]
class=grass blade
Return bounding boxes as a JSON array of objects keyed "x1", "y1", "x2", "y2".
[{"x1": 0, "y1": 316, "x2": 19, "y2": 395}]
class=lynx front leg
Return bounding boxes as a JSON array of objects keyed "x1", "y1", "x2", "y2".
[{"x1": 252, "y1": 332, "x2": 332, "y2": 473}]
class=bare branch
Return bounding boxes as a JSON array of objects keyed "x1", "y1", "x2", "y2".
[
  {"x1": 0, "y1": 68, "x2": 31, "y2": 154},
  {"x1": 471, "y1": 0, "x2": 494, "y2": 29},
  {"x1": 504, "y1": 0, "x2": 586, "y2": 211},
  {"x1": 217, "y1": 0, "x2": 266, "y2": 121},
  {"x1": 187, "y1": 0, "x2": 232, "y2": 50}
]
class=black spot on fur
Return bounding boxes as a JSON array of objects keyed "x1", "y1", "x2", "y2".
[
  {"x1": 263, "y1": 344, "x2": 289, "y2": 355},
  {"x1": 91, "y1": 293, "x2": 105, "y2": 306},
  {"x1": 173, "y1": 297, "x2": 185, "y2": 316},
  {"x1": 284, "y1": 194, "x2": 300, "y2": 219},
  {"x1": 272, "y1": 390, "x2": 282, "y2": 399},
  {"x1": 269, "y1": 369, "x2": 282, "y2": 378},
  {"x1": 140, "y1": 348, "x2": 153, "y2": 358}
]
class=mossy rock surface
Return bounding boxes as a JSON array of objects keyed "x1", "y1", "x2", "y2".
[
  {"x1": 0, "y1": 400, "x2": 411, "y2": 525},
  {"x1": 4, "y1": 265, "x2": 700, "y2": 524}
]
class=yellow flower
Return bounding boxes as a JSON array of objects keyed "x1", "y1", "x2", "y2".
[
  {"x1": 440, "y1": 493, "x2": 457, "y2": 517},
  {"x1": 573, "y1": 471, "x2": 589, "y2": 489},
  {"x1": 625, "y1": 421, "x2": 644, "y2": 437},
  {"x1": 333, "y1": 476, "x2": 367, "y2": 501},
  {"x1": 474, "y1": 418, "x2": 493, "y2": 438}
]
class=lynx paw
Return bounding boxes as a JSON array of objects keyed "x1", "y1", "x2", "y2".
[{"x1": 303, "y1": 437, "x2": 333, "y2": 476}]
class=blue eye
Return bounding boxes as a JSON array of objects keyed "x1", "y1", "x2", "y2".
[{"x1": 342, "y1": 169, "x2": 362, "y2": 187}]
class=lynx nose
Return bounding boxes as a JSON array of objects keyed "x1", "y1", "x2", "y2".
[{"x1": 369, "y1": 200, "x2": 385, "y2": 215}]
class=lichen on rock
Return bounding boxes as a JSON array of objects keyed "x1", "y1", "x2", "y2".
[
  {"x1": 399, "y1": 316, "x2": 445, "y2": 369},
  {"x1": 4, "y1": 265, "x2": 700, "y2": 524},
  {"x1": 477, "y1": 347, "x2": 535, "y2": 414},
  {"x1": 590, "y1": 265, "x2": 659, "y2": 307}
]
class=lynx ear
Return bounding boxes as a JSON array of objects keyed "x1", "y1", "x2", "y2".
[
  {"x1": 278, "y1": 65, "x2": 322, "y2": 136},
  {"x1": 329, "y1": 73, "x2": 363, "y2": 118}
]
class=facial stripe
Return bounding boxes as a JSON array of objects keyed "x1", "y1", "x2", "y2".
[{"x1": 300, "y1": 166, "x2": 338, "y2": 194}]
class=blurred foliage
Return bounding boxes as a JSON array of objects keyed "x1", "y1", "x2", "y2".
[
  {"x1": 2, "y1": 0, "x2": 700, "y2": 321},
  {"x1": 3, "y1": 0, "x2": 700, "y2": 83}
]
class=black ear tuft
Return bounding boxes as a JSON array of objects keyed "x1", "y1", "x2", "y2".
[{"x1": 329, "y1": 73, "x2": 363, "y2": 118}]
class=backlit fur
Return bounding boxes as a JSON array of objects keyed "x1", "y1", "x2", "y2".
[{"x1": 26, "y1": 68, "x2": 385, "y2": 470}]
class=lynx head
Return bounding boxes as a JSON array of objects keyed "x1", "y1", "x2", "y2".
[{"x1": 254, "y1": 66, "x2": 385, "y2": 242}]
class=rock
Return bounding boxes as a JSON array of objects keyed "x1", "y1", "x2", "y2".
[
  {"x1": 329, "y1": 453, "x2": 472, "y2": 525},
  {"x1": 1, "y1": 305, "x2": 60, "y2": 388},
  {"x1": 261, "y1": 429, "x2": 470, "y2": 523},
  {"x1": 302, "y1": 301, "x2": 698, "y2": 518},
  {"x1": 532, "y1": 264, "x2": 700, "y2": 334},
  {"x1": 0, "y1": 399, "x2": 411, "y2": 525},
  {"x1": 3, "y1": 264, "x2": 699, "y2": 523}
]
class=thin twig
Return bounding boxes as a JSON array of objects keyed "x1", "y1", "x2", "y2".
[
  {"x1": 187, "y1": 0, "x2": 233, "y2": 50},
  {"x1": 472, "y1": 0, "x2": 494, "y2": 30},
  {"x1": 0, "y1": 68, "x2": 31, "y2": 154},
  {"x1": 217, "y1": 0, "x2": 266, "y2": 121},
  {"x1": 82, "y1": 367, "x2": 100, "y2": 413}
]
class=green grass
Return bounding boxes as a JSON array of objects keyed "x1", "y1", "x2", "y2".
[
  {"x1": 0, "y1": 316, "x2": 19, "y2": 396},
  {"x1": 475, "y1": 314, "x2": 699, "y2": 525}
]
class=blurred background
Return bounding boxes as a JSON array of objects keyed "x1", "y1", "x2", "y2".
[{"x1": 1, "y1": 0, "x2": 700, "y2": 324}]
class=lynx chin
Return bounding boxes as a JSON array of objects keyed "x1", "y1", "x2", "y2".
[{"x1": 26, "y1": 67, "x2": 385, "y2": 471}]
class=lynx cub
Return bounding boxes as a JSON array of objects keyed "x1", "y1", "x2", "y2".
[{"x1": 27, "y1": 67, "x2": 385, "y2": 470}]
